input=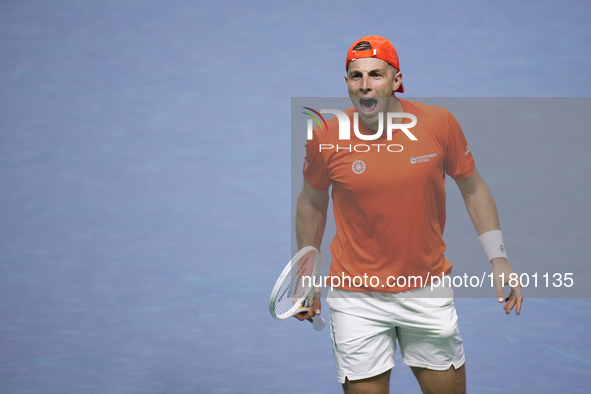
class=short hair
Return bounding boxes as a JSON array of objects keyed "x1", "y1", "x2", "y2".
[{"x1": 352, "y1": 41, "x2": 373, "y2": 52}]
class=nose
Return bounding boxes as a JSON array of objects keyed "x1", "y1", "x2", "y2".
[{"x1": 360, "y1": 75, "x2": 371, "y2": 92}]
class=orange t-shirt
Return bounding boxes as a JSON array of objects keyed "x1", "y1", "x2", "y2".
[{"x1": 303, "y1": 99, "x2": 475, "y2": 293}]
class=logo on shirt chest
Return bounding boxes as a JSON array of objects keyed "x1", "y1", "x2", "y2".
[
  {"x1": 352, "y1": 160, "x2": 366, "y2": 174},
  {"x1": 410, "y1": 153, "x2": 437, "y2": 164}
]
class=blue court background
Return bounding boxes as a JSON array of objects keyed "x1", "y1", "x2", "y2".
[{"x1": 1, "y1": 1, "x2": 590, "y2": 393}]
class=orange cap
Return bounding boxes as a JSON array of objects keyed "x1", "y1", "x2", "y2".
[{"x1": 346, "y1": 35, "x2": 404, "y2": 93}]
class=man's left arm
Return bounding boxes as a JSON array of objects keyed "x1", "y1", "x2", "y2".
[{"x1": 455, "y1": 166, "x2": 523, "y2": 315}]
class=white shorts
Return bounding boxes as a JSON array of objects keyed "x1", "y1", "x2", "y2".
[{"x1": 325, "y1": 285, "x2": 465, "y2": 384}]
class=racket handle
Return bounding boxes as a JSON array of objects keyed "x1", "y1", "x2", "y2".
[{"x1": 312, "y1": 315, "x2": 326, "y2": 331}]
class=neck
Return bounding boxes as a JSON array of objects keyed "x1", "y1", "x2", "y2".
[{"x1": 387, "y1": 96, "x2": 402, "y2": 112}]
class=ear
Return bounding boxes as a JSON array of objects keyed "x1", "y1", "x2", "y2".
[
  {"x1": 392, "y1": 71, "x2": 403, "y2": 93},
  {"x1": 344, "y1": 75, "x2": 348, "y2": 84}
]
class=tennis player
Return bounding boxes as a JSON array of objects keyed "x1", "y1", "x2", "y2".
[{"x1": 294, "y1": 35, "x2": 523, "y2": 394}]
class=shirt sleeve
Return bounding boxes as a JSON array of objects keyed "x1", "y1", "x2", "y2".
[
  {"x1": 443, "y1": 110, "x2": 475, "y2": 180},
  {"x1": 302, "y1": 130, "x2": 331, "y2": 191}
]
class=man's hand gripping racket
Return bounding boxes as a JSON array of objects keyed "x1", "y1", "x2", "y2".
[{"x1": 269, "y1": 246, "x2": 326, "y2": 331}]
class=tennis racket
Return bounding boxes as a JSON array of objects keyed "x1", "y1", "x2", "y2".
[{"x1": 269, "y1": 246, "x2": 326, "y2": 331}]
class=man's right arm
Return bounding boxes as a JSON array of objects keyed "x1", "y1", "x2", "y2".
[
  {"x1": 294, "y1": 178, "x2": 329, "y2": 322},
  {"x1": 296, "y1": 178, "x2": 329, "y2": 250}
]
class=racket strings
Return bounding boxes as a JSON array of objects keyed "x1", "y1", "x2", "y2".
[{"x1": 274, "y1": 251, "x2": 318, "y2": 317}]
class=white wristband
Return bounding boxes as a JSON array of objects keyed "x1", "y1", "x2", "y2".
[{"x1": 478, "y1": 230, "x2": 507, "y2": 262}]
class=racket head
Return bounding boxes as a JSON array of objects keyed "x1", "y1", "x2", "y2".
[{"x1": 269, "y1": 246, "x2": 321, "y2": 320}]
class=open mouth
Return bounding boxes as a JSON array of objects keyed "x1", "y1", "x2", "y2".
[{"x1": 359, "y1": 98, "x2": 377, "y2": 114}]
